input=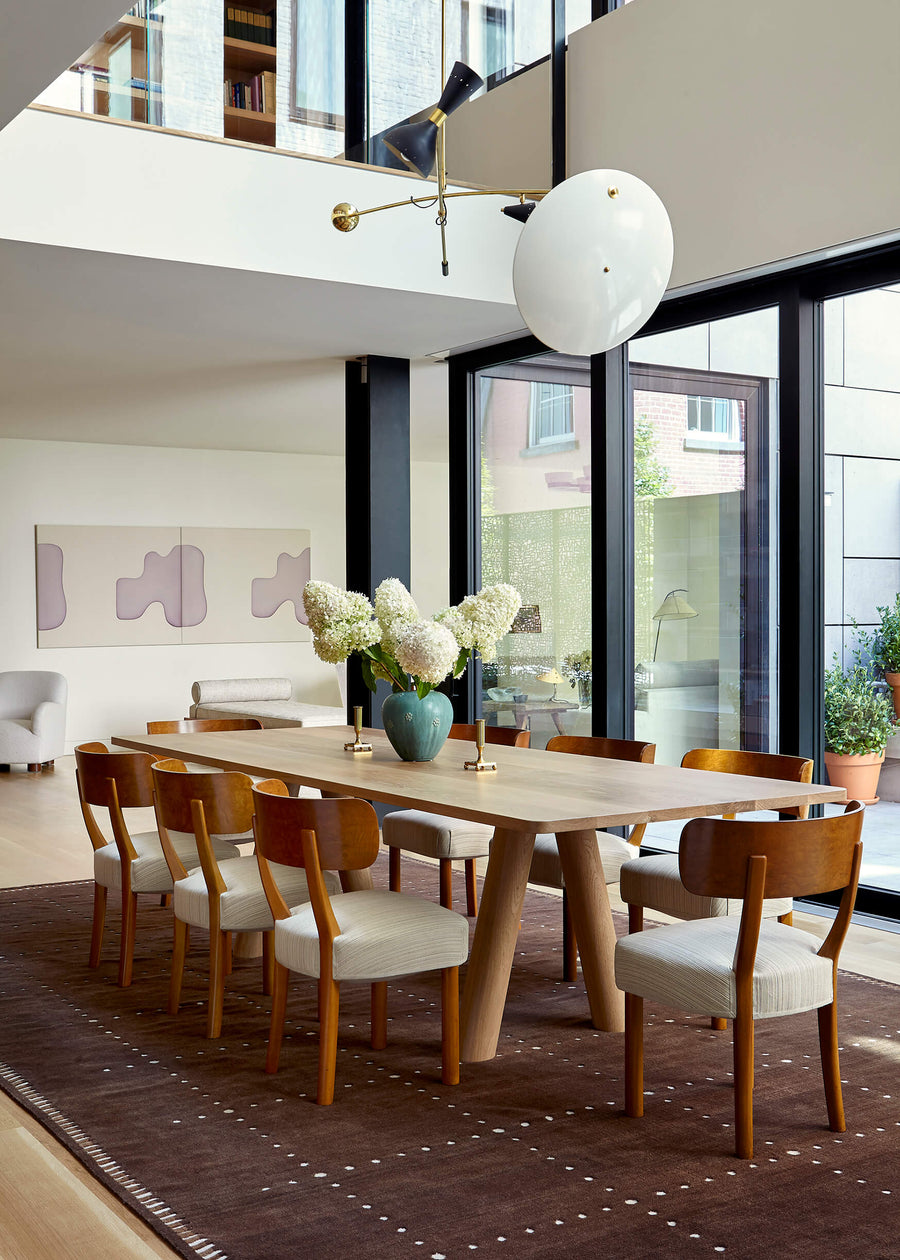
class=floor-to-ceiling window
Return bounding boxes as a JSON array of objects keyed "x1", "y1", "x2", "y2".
[
  {"x1": 824, "y1": 282, "x2": 900, "y2": 899},
  {"x1": 628, "y1": 309, "x2": 779, "y2": 769},
  {"x1": 476, "y1": 352, "x2": 591, "y2": 749}
]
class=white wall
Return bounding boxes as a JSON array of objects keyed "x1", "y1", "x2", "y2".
[
  {"x1": 450, "y1": 0, "x2": 900, "y2": 291},
  {"x1": 0, "y1": 438, "x2": 345, "y2": 749},
  {"x1": 0, "y1": 108, "x2": 519, "y2": 308}
]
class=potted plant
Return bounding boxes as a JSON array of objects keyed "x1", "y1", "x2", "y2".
[
  {"x1": 871, "y1": 593, "x2": 900, "y2": 717},
  {"x1": 823, "y1": 650, "x2": 895, "y2": 803},
  {"x1": 303, "y1": 577, "x2": 520, "y2": 762}
]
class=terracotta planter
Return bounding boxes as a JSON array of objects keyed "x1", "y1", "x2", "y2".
[
  {"x1": 823, "y1": 749, "x2": 884, "y2": 805},
  {"x1": 884, "y1": 671, "x2": 900, "y2": 719}
]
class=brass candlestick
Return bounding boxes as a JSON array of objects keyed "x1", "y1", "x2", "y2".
[
  {"x1": 344, "y1": 706, "x2": 373, "y2": 753},
  {"x1": 464, "y1": 718, "x2": 496, "y2": 772}
]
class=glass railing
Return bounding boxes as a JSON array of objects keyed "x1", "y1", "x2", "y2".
[{"x1": 31, "y1": 0, "x2": 592, "y2": 165}]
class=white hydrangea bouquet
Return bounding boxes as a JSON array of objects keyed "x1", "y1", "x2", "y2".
[{"x1": 303, "y1": 577, "x2": 521, "y2": 699}]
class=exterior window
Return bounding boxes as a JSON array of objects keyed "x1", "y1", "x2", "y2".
[
  {"x1": 529, "y1": 382, "x2": 574, "y2": 448},
  {"x1": 686, "y1": 395, "x2": 742, "y2": 442}
]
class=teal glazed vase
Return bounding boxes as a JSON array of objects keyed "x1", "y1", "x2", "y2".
[{"x1": 381, "y1": 690, "x2": 454, "y2": 762}]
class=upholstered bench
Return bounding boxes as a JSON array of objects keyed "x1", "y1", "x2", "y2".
[{"x1": 189, "y1": 678, "x2": 345, "y2": 729}]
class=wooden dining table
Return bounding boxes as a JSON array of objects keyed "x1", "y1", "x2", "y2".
[{"x1": 112, "y1": 724, "x2": 845, "y2": 1062}]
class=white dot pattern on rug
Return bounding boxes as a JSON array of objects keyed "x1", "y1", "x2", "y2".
[{"x1": 1, "y1": 874, "x2": 898, "y2": 1259}]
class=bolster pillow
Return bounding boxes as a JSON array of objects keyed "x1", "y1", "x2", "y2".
[{"x1": 191, "y1": 677, "x2": 292, "y2": 705}]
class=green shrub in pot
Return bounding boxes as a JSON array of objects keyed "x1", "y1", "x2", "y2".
[
  {"x1": 824, "y1": 653, "x2": 894, "y2": 755},
  {"x1": 872, "y1": 594, "x2": 900, "y2": 675}
]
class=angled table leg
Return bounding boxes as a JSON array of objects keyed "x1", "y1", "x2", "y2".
[
  {"x1": 460, "y1": 826, "x2": 535, "y2": 1063},
  {"x1": 556, "y1": 828, "x2": 625, "y2": 1033}
]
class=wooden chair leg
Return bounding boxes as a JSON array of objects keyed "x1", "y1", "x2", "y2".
[
  {"x1": 441, "y1": 966, "x2": 460, "y2": 1086},
  {"x1": 206, "y1": 930, "x2": 228, "y2": 1039},
  {"x1": 439, "y1": 858, "x2": 453, "y2": 910},
  {"x1": 465, "y1": 859, "x2": 478, "y2": 917},
  {"x1": 733, "y1": 1016, "x2": 755, "y2": 1159},
  {"x1": 778, "y1": 910, "x2": 793, "y2": 926},
  {"x1": 711, "y1": 1017, "x2": 728, "y2": 1031},
  {"x1": 371, "y1": 980, "x2": 387, "y2": 1050},
  {"x1": 159, "y1": 893, "x2": 171, "y2": 908},
  {"x1": 562, "y1": 888, "x2": 578, "y2": 981},
  {"x1": 388, "y1": 847, "x2": 401, "y2": 892},
  {"x1": 817, "y1": 1001, "x2": 846, "y2": 1132},
  {"x1": 624, "y1": 992, "x2": 644, "y2": 1117},
  {"x1": 317, "y1": 977, "x2": 341, "y2": 1105},
  {"x1": 118, "y1": 891, "x2": 138, "y2": 988},
  {"x1": 262, "y1": 931, "x2": 275, "y2": 997},
  {"x1": 223, "y1": 931, "x2": 233, "y2": 976},
  {"x1": 27, "y1": 763, "x2": 41, "y2": 773},
  {"x1": 265, "y1": 961, "x2": 290, "y2": 1074},
  {"x1": 169, "y1": 918, "x2": 188, "y2": 1015},
  {"x1": 627, "y1": 903, "x2": 644, "y2": 933},
  {"x1": 89, "y1": 883, "x2": 107, "y2": 968}
]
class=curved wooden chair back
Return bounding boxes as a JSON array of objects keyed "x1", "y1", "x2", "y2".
[
  {"x1": 151, "y1": 760, "x2": 255, "y2": 835},
  {"x1": 547, "y1": 734, "x2": 655, "y2": 763},
  {"x1": 681, "y1": 748, "x2": 814, "y2": 819},
  {"x1": 253, "y1": 782, "x2": 380, "y2": 873},
  {"x1": 146, "y1": 717, "x2": 263, "y2": 734},
  {"x1": 75, "y1": 743, "x2": 156, "y2": 810},
  {"x1": 450, "y1": 723, "x2": 530, "y2": 749},
  {"x1": 680, "y1": 801, "x2": 864, "y2": 906}
]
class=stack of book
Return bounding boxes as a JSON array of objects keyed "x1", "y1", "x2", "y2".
[
  {"x1": 224, "y1": 69, "x2": 275, "y2": 114},
  {"x1": 225, "y1": 7, "x2": 275, "y2": 45}
]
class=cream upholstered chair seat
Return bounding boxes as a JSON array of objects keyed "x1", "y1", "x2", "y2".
[
  {"x1": 619, "y1": 852, "x2": 792, "y2": 921},
  {"x1": 174, "y1": 857, "x2": 339, "y2": 932},
  {"x1": 529, "y1": 830, "x2": 635, "y2": 889},
  {"x1": 382, "y1": 723, "x2": 531, "y2": 916},
  {"x1": 93, "y1": 829, "x2": 240, "y2": 894},
  {"x1": 384, "y1": 810, "x2": 492, "y2": 860},
  {"x1": 276, "y1": 888, "x2": 469, "y2": 981},
  {"x1": 615, "y1": 915, "x2": 834, "y2": 1021}
]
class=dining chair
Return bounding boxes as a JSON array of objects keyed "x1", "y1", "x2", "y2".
[
  {"x1": 527, "y1": 735, "x2": 656, "y2": 981},
  {"x1": 75, "y1": 742, "x2": 240, "y2": 987},
  {"x1": 382, "y1": 723, "x2": 531, "y2": 915},
  {"x1": 614, "y1": 801, "x2": 864, "y2": 1158},
  {"x1": 146, "y1": 718, "x2": 264, "y2": 734},
  {"x1": 151, "y1": 759, "x2": 339, "y2": 1038},
  {"x1": 619, "y1": 748, "x2": 814, "y2": 932},
  {"x1": 252, "y1": 782, "x2": 470, "y2": 1104}
]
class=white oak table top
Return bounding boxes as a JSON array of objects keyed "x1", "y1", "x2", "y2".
[{"x1": 112, "y1": 725, "x2": 845, "y2": 831}]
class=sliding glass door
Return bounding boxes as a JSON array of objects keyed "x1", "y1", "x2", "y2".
[{"x1": 476, "y1": 353, "x2": 591, "y2": 749}]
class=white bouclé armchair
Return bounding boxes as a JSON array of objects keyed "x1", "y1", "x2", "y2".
[{"x1": 0, "y1": 671, "x2": 68, "y2": 771}]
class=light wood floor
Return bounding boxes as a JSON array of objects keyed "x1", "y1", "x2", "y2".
[{"x1": 1, "y1": 758, "x2": 897, "y2": 1259}]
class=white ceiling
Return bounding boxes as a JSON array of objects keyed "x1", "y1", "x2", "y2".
[{"x1": 0, "y1": 238, "x2": 526, "y2": 459}]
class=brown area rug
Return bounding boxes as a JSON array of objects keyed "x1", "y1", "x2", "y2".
[{"x1": 1, "y1": 863, "x2": 898, "y2": 1260}]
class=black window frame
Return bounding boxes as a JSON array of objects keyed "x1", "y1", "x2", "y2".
[{"x1": 449, "y1": 239, "x2": 900, "y2": 926}]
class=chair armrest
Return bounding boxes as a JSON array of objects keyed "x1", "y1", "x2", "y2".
[{"x1": 32, "y1": 700, "x2": 66, "y2": 741}]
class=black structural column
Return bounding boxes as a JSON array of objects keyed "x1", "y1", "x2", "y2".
[
  {"x1": 345, "y1": 355, "x2": 411, "y2": 727},
  {"x1": 778, "y1": 286, "x2": 824, "y2": 771},
  {"x1": 343, "y1": 0, "x2": 366, "y2": 159},
  {"x1": 550, "y1": 0, "x2": 566, "y2": 188},
  {"x1": 591, "y1": 344, "x2": 632, "y2": 739}
]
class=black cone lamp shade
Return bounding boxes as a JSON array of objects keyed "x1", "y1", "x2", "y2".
[
  {"x1": 501, "y1": 201, "x2": 537, "y2": 223},
  {"x1": 384, "y1": 61, "x2": 484, "y2": 177}
]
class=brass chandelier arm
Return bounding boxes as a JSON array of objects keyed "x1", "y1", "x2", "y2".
[{"x1": 331, "y1": 187, "x2": 549, "y2": 232}]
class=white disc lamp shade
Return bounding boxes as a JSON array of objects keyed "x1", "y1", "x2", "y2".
[{"x1": 512, "y1": 169, "x2": 674, "y2": 356}]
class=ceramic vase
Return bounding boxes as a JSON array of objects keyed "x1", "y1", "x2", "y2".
[{"x1": 382, "y1": 690, "x2": 453, "y2": 762}]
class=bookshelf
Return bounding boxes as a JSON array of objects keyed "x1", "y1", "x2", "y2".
[{"x1": 223, "y1": 6, "x2": 276, "y2": 147}]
